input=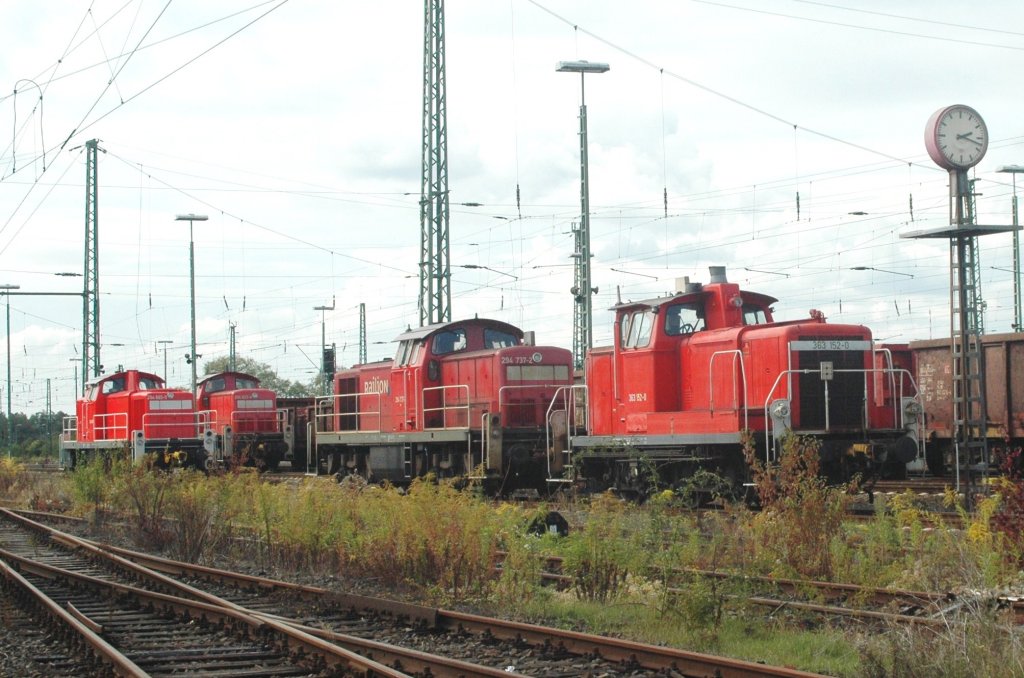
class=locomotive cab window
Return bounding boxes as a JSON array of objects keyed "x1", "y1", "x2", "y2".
[
  {"x1": 619, "y1": 314, "x2": 632, "y2": 346},
  {"x1": 507, "y1": 365, "x2": 570, "y2": 381},
  {"x1": 137, "y1": 377, "x2": 160, "y2": 390},
  {"x1": 484, "y1": 328, "x2": 518, "y2": 349},
  {"x1": 101, "y1": 378, "x2": 126, "y2": 395},
  {"x1": 432, "y1": 329, "x2": 466, "y2": 355},
  {"x1": 743, "y1": 305, "x2": 768, "y2": 325},
  {"x1": 664, "y1": 303, "x2": 704, "y2": 336},
  {"x1": 624, "y1": 310, "x2": 654, "y2": 348},
  {"x1": 204, "y1": 377, "x2": 226, "y2": 393},
  {"x1": 236, "y1": 377, "x2": 258, "y2": 389},
  {"x1": 395, "y1": 340, "x2": 413, "y2": 366}
]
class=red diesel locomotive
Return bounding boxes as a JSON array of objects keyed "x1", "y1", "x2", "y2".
[
  {"x1": 60, "y1": 369, "x2": 215, "y2": 469},
  {"x1": 314, "y1": 318, "x2": 574, "y2": 494},
  {"x1": 196, "y1": 371, "x2": 292, "y2": 471},
  {"x1": 563, "y1": 266, "x2": 924, "y2": 496}
]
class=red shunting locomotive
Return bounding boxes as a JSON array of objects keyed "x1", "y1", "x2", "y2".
[
  {"x1": 60, "y1": 369, "x2": 215, "y2": 469},
  {"x1": 314, "y1": 318, "x2": 574, "y2": 494},
  {"x1": 196, "y1": 371, "x2": 292, "y2": 471},
  {"x1": 566, "y1": 266, "x2": 924, "y2": 496}
]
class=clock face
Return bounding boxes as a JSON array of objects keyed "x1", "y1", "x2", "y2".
[{"x1": 925, "y1": 105, "x2": 988, "y2": 170}]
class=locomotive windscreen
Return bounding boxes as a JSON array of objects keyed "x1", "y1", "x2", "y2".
[{"x1": 795, "y1": 337, "x2": 867, "y2": 429}]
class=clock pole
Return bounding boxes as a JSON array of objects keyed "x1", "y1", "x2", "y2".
[{"x1": 904, "y1": 105, "x2": 1018, "y2": 510}]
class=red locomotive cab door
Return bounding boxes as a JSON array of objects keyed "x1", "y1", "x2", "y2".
[
  {"x1": 422, "y1": 358, "x2": 445, "y2": 429},
  {"x1": 393, "y1": 368, "x2": 416, "y2": 431},
  {"x1": 79, "y1": 399, "x2": 96, "y2": 441}
]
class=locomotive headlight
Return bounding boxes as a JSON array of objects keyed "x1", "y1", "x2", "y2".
[{"x1": 770, "y1": 400, "x2": 791, "y2": 419}]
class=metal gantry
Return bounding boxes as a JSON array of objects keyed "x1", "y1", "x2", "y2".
[
  {"x1": 359, "y1": 302, "x2": 367, "y2": 364},
  {"x1": 83, "y1": 139, "x2": 101, "y2": 383},
  {"x1": 418, "y1": 0, "x2": 451, "y2": 326},
  {"x1": 557, "y1": 60, "x2": 609, "y2": 370}
]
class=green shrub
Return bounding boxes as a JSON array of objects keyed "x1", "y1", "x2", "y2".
[
  {"x1": 68, "y1": 454, "x2": 121, "y2": 517},
  {"x1": 561, "y1": 492, "x2": 650, "y2": 602},
  {"x1": 747, "y1": 434, "x2": 850, "y2": 580}
]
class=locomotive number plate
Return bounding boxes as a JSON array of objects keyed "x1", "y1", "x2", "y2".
[
  {"x1": 790, "y1": 340, "x2": 871, "y2": 352},
  {"x1": 501, "y1": 355, "x2": 538, "y2": 365}
]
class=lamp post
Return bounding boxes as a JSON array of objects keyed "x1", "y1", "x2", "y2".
[
  {"x1": 557, "y1": 59, "x2": 609, "y2": 370},
  {"x1": 998, "y1": 165, "x2": 1024, "y2": 331},
  {"x1": 1, "y1": 285, "x2": 20, "y2": 457},
  {"x1": 175, "y1": 214, "x2": 208, "y2": 397},
  {"x1": 314, "y1": 300, "x2": 335, "y2": 396},
  {"x1": 157, "y1": 340, "x2": 173, "y2": 381},
  {"x1": 849, "y1": 266, "x2": 914, "y2": 278},
  {"x1": 68, "y1": 358, "x2": 78, "y2": 399}
]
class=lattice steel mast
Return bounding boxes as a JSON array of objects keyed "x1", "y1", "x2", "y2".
[
  {"x1": 83, "y1": 139, "x2": 102, "y2": 385},
  {"x1": 418, "y1": 0, "x2": 451, "y2": 326}
]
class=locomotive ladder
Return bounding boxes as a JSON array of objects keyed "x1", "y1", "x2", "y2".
[{"x1": 950, "y1": 229, "x2": 989, "y2": 497}]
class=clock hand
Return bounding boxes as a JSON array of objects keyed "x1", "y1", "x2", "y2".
[
  {"x1": 956, "y1": 132, "x2": 974, "y2": 140},
  {"x1": 964, "y1": 137, "x2": 983, "y2": 147}
]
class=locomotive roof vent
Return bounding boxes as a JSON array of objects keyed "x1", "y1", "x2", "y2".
[
  {"x1": 709, "y1": 265, "x2": 728, "y2": 284},
  {"x1": 675, "y1": 276, "x2": 703, "y2": 295},
  {"x1": 523, "y1": 330, "x2": 536, "y2": 346}
]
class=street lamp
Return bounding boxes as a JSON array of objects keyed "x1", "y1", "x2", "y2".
[
  {"x1": 456, "y1": 264, "x2": 518, "y2": 281},
  {"x1": 850, "y1": 266, "x2": 914, "y2": 279},
  {"x1": 997, "y1": 165, "x2": 1024, "y2": 331},
  {"x1": 1, "y1": 284, "x2": 20, "y2": 457},
  {"x1": 68, "y1": 358, "x2": 78, "y2": 398},
  {"x1": 175, "y1": 213, "x2": 208, "y2": 397},
  {"x1": 156, "y1": 340, "x2": 173, "y2": 380},
  {"x1": 314, "y1": 299, "x2": 335, "y2": 396},
  {"x1": 557, "y1": 59, "x2": 609, "y2": 370}
]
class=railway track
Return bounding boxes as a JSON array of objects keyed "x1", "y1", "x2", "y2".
[
  {"x1": 507, "y1": 551, "x2": 1024, "y2": 627},
  {"x1": 1, "y1": 507, "x2": 827, "y2": 678}
]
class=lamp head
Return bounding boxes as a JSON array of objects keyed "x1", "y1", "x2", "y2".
[{"x1": 556, "y1": 60, "x2": 610, "y2": 74}]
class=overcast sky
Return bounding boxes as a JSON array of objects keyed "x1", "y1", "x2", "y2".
[{"x1": 2, "y1": 1, "x2": 1023, "y2": 413}]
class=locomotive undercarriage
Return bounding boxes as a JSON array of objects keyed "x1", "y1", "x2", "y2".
[
  {"x1": 61, "y1": 437, "x2": 212, "y2": 471},
  {"x1": 221, "y1": 433, "x2": 289, "y2": 472},
  {"x1": 568, "y1": 429, "x2": 920, "y2": 500},
  {"x1": 571, "y1": 443, "x2": 750, "y2": 500},
  {"x1": 317, "y1": 427, "x2": 550, "y2": 495}
]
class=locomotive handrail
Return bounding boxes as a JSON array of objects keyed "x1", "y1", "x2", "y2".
[
  {"x1": 471, "y1": 411, "x2": 491, "y2": 478},
  {"x1": 708, "y1": 350, "x2": 749, "y2": 432},
  {"x1": 313, "y1": 392, "x2": 382, "y2": 433},
  {"x1": 91, "y1": 412, "x2": 129, "y2": 441},
  {"x1": 61, "y1": 416, "x2": 78, "y2": 442},
  {"x1": 422, "y1": 384, "x2": 471, "y2": 430},
  {"x1": 221, "y1": 406, "x2": 286, "y2": 434},
  {"x1": 497, "y1": 383, "x2": 572, "y2": 408},
  {"x1": 763, "y1": 366, "x2": 925, "y2": 464},
  {"x1": 497, "y1": 383, "x2": 572, "y2": 426},
  {"x1": 545, "y1": 384, "x2": 588, "y2": 484},
  {"x1": 140, "y1": 410, "x2": 211, "y2": 440}
]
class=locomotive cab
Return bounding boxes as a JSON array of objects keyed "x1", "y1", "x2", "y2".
[
  {"x1": 316, "y1": 318, "x2": 574, "y2": 494},
  {"x1": 197, "y1": 371, "x2": 288, "y2": 470},
  {"x1": 60, "y1": 369, "x2": 214, "y2": 470}
]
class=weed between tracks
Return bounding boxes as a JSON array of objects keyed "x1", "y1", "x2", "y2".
[{"x1": 6, "y1": 437, "x2": 1024, "y2": 677}]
